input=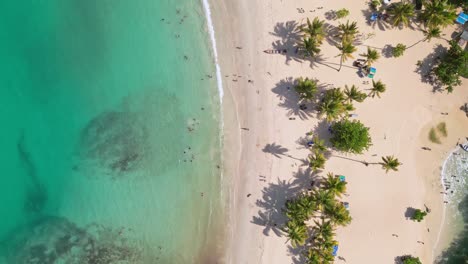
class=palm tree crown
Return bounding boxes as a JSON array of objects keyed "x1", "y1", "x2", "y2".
[
  {"x1": 302, "y1": 17, "x2": 326, "y2": 44},
  {"x1": 295, "y1": 77, "x2": 318, "y2": 101},
  {"x1": 387, "y1": 1, "x2": 415, "y2": 27},
  {"x1": 380, "y1": 155, "x2": 402, "y2": 173},
  {"x1": 337, "y1": 41, "x2": 357, "y2": 71},
  {"x1": 360, "y1": 47, "x2": 380, "y2": 66},
  {"x1": 418, "y1": 0, "x2": 456, "y2": 29},
  {"x1": 284, "y1": 220, "x2": 308, "y2": 247},
  {"x1": 336, "y1": 21, "x2": 359, "y2": 43},
  {"x1": 323, "y1": 172, "x2": 347, "y2": 197},
  {"x1": 369, "y1": 80, "x2": 386, "y2": 98},
  {"x1": 344, "y1": 85, "x2": 367, "y2": 103},
  {"x1": 301, "y1": 37, "x2": 321, "y2": 58},
  {"x1": 309, "y1": 150, "x2": 326, "y2": 171}
]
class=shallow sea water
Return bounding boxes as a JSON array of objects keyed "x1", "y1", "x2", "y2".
[{"x1": 0, "y1": 0, "x2": 223, "y2": 263}]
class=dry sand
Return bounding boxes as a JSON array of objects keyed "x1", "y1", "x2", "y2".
[{"x1": 211, "y1": 0, "x2": 468, "y2": 263}]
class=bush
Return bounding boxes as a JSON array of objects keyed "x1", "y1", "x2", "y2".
[
  {"x1": 370, "y1": 0, "x2": 381, "y2": 10},
  {"x1": 429, "y1": 128, "x2": 441, "y2": 144},
  {"x1": 434, "y1": 41, "x2": 468, "y2": 93},
  {"x1": 400, "y1": 255, "x2": 422, "y2": 264},
  {"x1": 335, "y1": 8, "x2": 350, "y2": 19},
  {"x1": 411, "y1": 209, "x2": 427, "y2": 222},
  {"x1": 330, "y1": 120, "x2": 372, "y2": 154},
  {"x1": 436, "y1": 122, "x2": 447, "y2": 137},
  {"x1": 393, "y1": 43, "x2": 407, "y2": 58}
]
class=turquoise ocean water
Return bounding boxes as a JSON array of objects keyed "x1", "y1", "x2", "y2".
[
  {"x1": 0, "y1": 0, "x2": 223, "y2": 263},
  {"x1": 435, "y1": 144, "x2": 468, "y2": 263}
]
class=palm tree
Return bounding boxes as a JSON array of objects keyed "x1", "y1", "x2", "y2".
[
  {"x1": 285, "y1": 198, "x2": 310, "y2": 223},
  {"x1": 311, "y1": 189, "x2": 334, "y2": 211},
  {"x1": 387, "y1": 1, "x2": 415, "y2": 28},
  {"x1": 310, "y1": 135, "x2": 327, "y2": 152},
  {"x1": 317, "y1": 98, "x2": 345, "y2": 121},
  {"x1": 323, "y1": 172, "x2": 347, "y2": 197},
  {"x1": 309, "y1": 150, "x2": 326, "y2": 171},
  {"x1": 368, "y1": 80, "x2": 386, "y2": 98},
  {"x1": 312, "y1": 219, "x2": 335, "y2": 241},
  {"x1": 336, "y1": 21, "x2": 359, "y2": 43},
  {"x1": 380, "y1": 155, "x2": 402, "y2": 173},
  {"x1": 408, "y1": 26, "x2": 442, "y2": 48},
  {"x1": 344, "y1": 85, "x2": 367, "y2": 103},
  {"x1": 284, "y1": 220, "x2": 308, "y2": 247},
  {"x1": 294, "y1": 77, "x2": 318, "y2": 101},
  {"x1": 306, "y1": 248, "x2": 335, "y2": 264},
  {"x1": 418, "y1": 0, "x2": 456, "y2": 29},
  {"x1": 324, "y1": 202, "x2": 352, "y2": 226},
  {"x1": 302, "y1": 17, "x2": 325, "y2": 44},
  {"x1": 301, "y1": 37, "x2": 321, "y2": 58},
  {"x1": 359, "y1": 47, "x2": 380, "y2": 66},
  {"x1": 337, "y1": 41, "x2": 357, "y2": 72}
]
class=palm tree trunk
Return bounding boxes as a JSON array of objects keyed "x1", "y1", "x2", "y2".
[
  {"x1": 338, "y1": 55, "x2": 343, "y2": 72},
  {"x1": 407, "y1": 38, "x2": 425, "y2": 49}
]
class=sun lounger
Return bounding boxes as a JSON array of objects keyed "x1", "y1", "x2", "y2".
[
  {"x1": 456, "y1": 12, "x2": 468, "y2": 25},
  {"x1": 368, "y1": 67, "x2": 376, "y2": 78}
]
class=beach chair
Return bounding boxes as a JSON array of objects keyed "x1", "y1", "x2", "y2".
[
  {"x1": 456, "y1": 12, "x2": 468, "y2": 25},
  {"x1": 368, "y1": 67, "x2": 376, "y2": 78},
  {"x1": 332, "y1": 245, "x2": 339, "y2": 256}
]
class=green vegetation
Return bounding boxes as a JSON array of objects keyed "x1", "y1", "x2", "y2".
[
  {"x1": 370, "y1": 0, "x2": 382, "y2": 10},
  {"x1": 400, "y1": 255, "x2": 423, "y2": 264},
  {"x1": 436, "y1": 122, "x2": 447, "y2": 137},
  {"x1": 330, "y1": 119, "x2": 372, "y2": 154},
  {"x1": 299, "y1": 17, "x2": 325, "y2": 59},
  {"x1": 344, "y1": 85, "x2": 367, "y2": 103},
  {"x1": 283, "y1": 171, "x2": 351, "y2": 262},
  {"x1": 309, "y1": 150, "x2": 327, "y2": 171},
  {"x1": 368, "y1": 80, "x2": 386, "y2": 98},
  {"x1": 335, "y1": 8, "x2": 350, "y2": 19},
  {"x1": 360, "y1": 47, "x2": 380, "y2": 66},
  {"x1": 294, "y1": 77, "x2": 318, "y2": 101},
  {"x1": 429, "y1": 127, "x2": 441, "y2": 144},
  {"x1": 418, "y1": 0, "x2": 457, "y2": 29},
  {"x1": 392, "y1": 43, "x2": 407, "y2": 57},
  {"x1": 411, "y1": 209, "x2": 428, "y2": 222},
  {"x1": 387, "y1": 0, "x2": 415, "y2": 27},
  {"x1": 408, "y1": 27, "x2": 442, "y2": 49},
  {"x1": 337, "y1": 41, "x2": 357, "y2": 72},
  {"x1": 336, "y1": 21, "x2": 359, "y2": 43},
  {"x1": 317, "y1": 88, "x2": 348, "y2": 121},
  {"x1": 433, "y1": 41, "x2": 468, "y2": 93},
  {"x1": 380, "y1": 155, "x2": 402, "y2": 173}
]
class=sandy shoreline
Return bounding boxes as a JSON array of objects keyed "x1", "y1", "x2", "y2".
[{"x1": 211, "y1": 0, "x2": 468, "y2": 263}]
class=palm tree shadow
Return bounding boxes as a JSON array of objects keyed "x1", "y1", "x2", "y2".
[
  {"x1": 270, "y1": 21, "x2": 304, "y2": 65},
  {"x1": 414, "y1": 44, "x2": 446, "y2": 93},
  {"x1": 252, "y1": 178, "x2": 301, "y2": 237},
  {"x1": 287, "y1": 244, "x2": 309, "y2": 264},
  {"x1": 263, "y1": 143, "x2": 289, "y2": 158},
  {"x1": 271, "y1": 77, "x2": 314, "y2": 120}
]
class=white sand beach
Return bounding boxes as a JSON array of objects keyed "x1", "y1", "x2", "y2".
[{"x1": 211, "y1": 0, "x2": 468, "y2": 263}]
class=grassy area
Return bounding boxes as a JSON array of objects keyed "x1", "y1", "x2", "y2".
[
  {"x1": 461, "y1": 51, "x2": 468, "y2": 78},
  {"x1": 437, "y1": 122, "x2": 448, "y2": 137},
  {"x1": 429, "y1": 128, "x2": 441, "y2": 144}
]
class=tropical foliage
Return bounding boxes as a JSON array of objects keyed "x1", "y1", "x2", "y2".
[
  {"x1": 411, "y1": 209, "x2": 428, "y2": 222},
  {"x1": 309, "y1": 150, "x2": 327, "y2": 171},
  {"x1": 330, "y1": 119, "x2": 372, "y2": 154},
  {"x1": 369, "y1": 80, "x2": 387, "y2": 98},
  {"x1": 344, "y1": 85, "x2": 367, "y2": 103},
  {"x1": 284, "y1": 220, "x2": 308, "y2": 247},
  {"x1": 433, "y1": 41, "x2": 468, "y2": 93},
  {"x1": 337, "y1": 41, "x2": 357, "y2": 72},
  {"x1": 336, "y1": 21, "x2": 359, "y2": 43},
  {"x1": 335, "y1": 8, "x2": 350, "y2": 19},
  {"x1": 323, "y1": 173, "x2": 347, "y2": 197},
  {"x1": 317, "y1": 88, "x2": 348, "y2": 121},
  {"x1": 418, "y1": 0, "x2": 456, "y2": 29},
  {"x1": 360, "y1": 47, "x2": 380, "y2": 66},
  {"x1": 295, "y1": 77, "x2": 318, "y2": 101},
  {"x1": 301, "y1": 17, "x2": 326, "y2": 44},
  {"x1": 380, "y1": 155, "x2": 402, "y2": 173},
  {"x1": 399, "y1": 255, "x2": 423, "y2": 264},
  {"x1": 301, "y1": 37, "x2": 321, "y2": 58},
  {"x1": 387, "y1": 1, "x2": 415, "y2": 27},
  {"x1": 393, "y1": 43, "x2": 407, "y2": 57}
]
